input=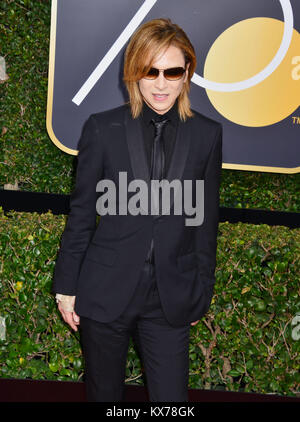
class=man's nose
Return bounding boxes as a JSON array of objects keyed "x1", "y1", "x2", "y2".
[{"x1": 154, "y1": 71, "x2": 168, "y2": 90}]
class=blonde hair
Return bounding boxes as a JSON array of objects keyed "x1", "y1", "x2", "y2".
[{"x1": 123, "y1": 18, "x2": 197, "y2": 121}]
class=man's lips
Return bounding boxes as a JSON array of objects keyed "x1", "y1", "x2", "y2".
[{"x1": 153, "y1": 94, "x2": 169, "y2": 101}]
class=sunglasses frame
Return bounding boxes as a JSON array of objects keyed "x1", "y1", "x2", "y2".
[{"x1": 143, "y1": 66, "x2": 187, "y2": 81}]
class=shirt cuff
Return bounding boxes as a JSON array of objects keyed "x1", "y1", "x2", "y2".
[{"x1": 56, "y1": 294, "x2": 76, "y2": 312}]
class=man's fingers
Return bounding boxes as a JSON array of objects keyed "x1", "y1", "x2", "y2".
[
  {"x1": 65, "y1": 312, "x2": 78, "y2": 331},
  {"x1": 57, "y1": 304, "x2": 78, "y2": 331},
  {"x1": 73, "y1": 312, "x2": 80, "y2": 324}
]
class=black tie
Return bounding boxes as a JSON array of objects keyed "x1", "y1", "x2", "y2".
[{"x1": 145, "y1": 117, "x2": 169, "y2": 264}]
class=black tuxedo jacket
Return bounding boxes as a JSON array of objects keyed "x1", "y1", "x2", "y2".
[{"x1": 52, "y1": 103, "x2": 222, "y2": 327}]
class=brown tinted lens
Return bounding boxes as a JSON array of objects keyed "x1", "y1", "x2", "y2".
[
  {"x1": 144, "y1": 67, "x2": 186, "y2": 80},
  {"x1": 164, "y1": 67, "x2": 186, "y2": 80},
  {"x1": 145, "y1": 68, "x2": 159, "y2": 79}
]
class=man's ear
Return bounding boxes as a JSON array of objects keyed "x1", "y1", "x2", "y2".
[{"x1": 184, "y1": 62, "x2": 190, "y2": 82}]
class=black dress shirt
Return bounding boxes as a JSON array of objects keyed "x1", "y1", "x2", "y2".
[{"x1": 140, "y1": 98, "x2": 179, "y2": 178}]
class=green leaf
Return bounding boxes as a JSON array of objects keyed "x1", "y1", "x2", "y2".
[
  {"x1": 49, "y1": 363, "x2": 59, "y2": 373},
  {"x1": 227, "y1": 370, "x2": 241, "y2": 377}
]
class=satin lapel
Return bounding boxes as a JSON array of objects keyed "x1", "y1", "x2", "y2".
[
  {"x1": 124, "y1": 107, "x2": 150, "y2": 215},
  {"x1": 124, "y1": 106, "x2": 191, "y2": 217},
  {"x1": 163, "y1": 118, "x2": 191, "y2": 215}
]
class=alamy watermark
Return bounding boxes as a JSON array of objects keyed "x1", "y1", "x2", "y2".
[{"x1": 95, "y1": 171, "x2": 204, "y2": 226}]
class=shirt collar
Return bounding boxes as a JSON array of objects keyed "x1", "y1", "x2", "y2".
[{"x1": 141, "y1": 98, "x2": 179, "y2": 127}]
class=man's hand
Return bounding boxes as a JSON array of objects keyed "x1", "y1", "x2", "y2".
[
  {"x1": 190, "y1": 320, "x2": 200, "y2": 326},
  {"x1": 58, "y1": 302, "x2": 80, "y2": 332}
]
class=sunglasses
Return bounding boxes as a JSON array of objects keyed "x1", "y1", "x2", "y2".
[{"x1": 143, "y1": 66, "x2": 186, "y2": 81}]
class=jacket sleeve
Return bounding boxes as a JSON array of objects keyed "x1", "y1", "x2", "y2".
[
  {"x1": 52, "y1": 114, "x2": 103, "y2": 295},
  {"x1": 195, "y1": 123, "x2": 223, "y2": 286}
]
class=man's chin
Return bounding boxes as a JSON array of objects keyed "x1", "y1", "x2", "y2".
[{"x1": 144, "y1": 98, "x2": 173, "y2": 114}]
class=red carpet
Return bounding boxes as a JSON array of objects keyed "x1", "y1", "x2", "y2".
[{"x1": 0, "y1": 378, "x2": 299, "y2": 402}]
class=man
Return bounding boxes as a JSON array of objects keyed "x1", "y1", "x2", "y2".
[{"x1": 53, "y1": 18, "x2": 222, "y2": 402}]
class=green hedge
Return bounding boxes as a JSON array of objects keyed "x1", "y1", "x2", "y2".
[
  {"x1": 1, "y1": 0, "x2": 300, "y2": 211},
  {"x1": 0, "y1": 207, "x2": 299, "y2": 396}
]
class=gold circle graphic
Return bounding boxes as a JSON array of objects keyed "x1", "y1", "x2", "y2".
[{"x1": 204, "y1": 18, "x2": 300, "y2": 127}]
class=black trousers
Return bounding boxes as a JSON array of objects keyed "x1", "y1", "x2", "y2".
[{"x1": 79, "y1": 260, "x2": 191, "y2": 402}]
